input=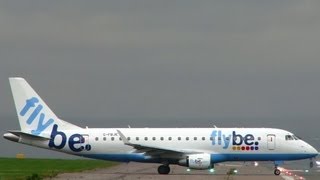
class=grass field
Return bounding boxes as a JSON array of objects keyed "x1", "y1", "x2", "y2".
[{"x1": 0, "y1": 158, "x2": 117, "y2": 180}]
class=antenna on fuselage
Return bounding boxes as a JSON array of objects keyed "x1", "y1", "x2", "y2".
[
  {"x1": 128, "y1": 125, "x2": 131, "y2": 128},
  {"x1": 213, "y1": 125, "x2": 218, "y2": 128}
]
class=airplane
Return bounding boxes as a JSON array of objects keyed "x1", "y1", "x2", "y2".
[{"x1": 3, "y1": 77, "x2": 318, "y2": 176}]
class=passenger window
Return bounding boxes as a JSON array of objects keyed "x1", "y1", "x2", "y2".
[
  {"x1": 103, "y1": 137, "x2": 106, "y2": 141},
  {"x1": 202, "y1": 137, "x2": 205, "y2": 141},
  {"x1": 152, "y1": 137, "x2": 156, "y2": 141},
  {"x1": 144, "y1": 137, "x2": 148, "y2": 141},
  {"x1": 186, "y1": 137, "x2": 189, "y2": 141},
  {"x1": 119, "y1": 137, "x2": 122, "y2": 141},
  {"x1": 168, "y1": 137, "x2": 172, "y2": 141},
  {"x1": 95, "y1": 137, "x2": 99, "y2": 141},
  {"x1": 111, "y1": 137, "x2": 114, "y2": 141},
  {"x1": 160, "y1": 137, "x2": 164, "y2": 141},
  {"x1": 136, "y1": 137, "x2": 139, "y2": 141},
  {"x1": 127, "y1": 137, "x2": 131, "y2": 141},
  {"x1": 210, "y1": 137, "x2": 213, "y2": 141},
  {"x1": 194, "y1": 137, "x2": 197, "y2": 140},
  {"x1": 178, "y1": 137, "x2": 181, "y2": 140}
]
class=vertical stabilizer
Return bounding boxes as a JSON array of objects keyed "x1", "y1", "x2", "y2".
[{"x1": 9, "y1": 77, "x2": 81, "y2": 137}]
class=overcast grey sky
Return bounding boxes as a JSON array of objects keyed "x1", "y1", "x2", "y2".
[{"x1": 1, "y1": 1, "x2": 320, "y2": 157}]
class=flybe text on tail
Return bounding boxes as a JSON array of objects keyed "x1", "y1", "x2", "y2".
[
  {"x1": 21, "y1": 97, "x2": 91, "y2": 152},
  {"x1": 20, "y1": 97, "x2": 54, "y2": 135}
]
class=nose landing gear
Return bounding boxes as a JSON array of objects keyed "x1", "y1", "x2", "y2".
[
  {"x1": 274, "y1": 168, "x2": 281, "y2": 176},
  {"x1": 273, "y1": 161, "x2": 284, "y2": 176},
  {"x1": 310, "y1": 158, "x2": 314, "y2": 168}
]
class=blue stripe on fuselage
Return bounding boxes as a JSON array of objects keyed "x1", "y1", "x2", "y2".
[
  {"x1": 82, "y1": 153, "x2": 161, "y2": 163},
  {"x1": 81, "y1": 153, "x2": 318, "y2": 163},
  {"x1": 216, "y1": 153, "x2": 318, "y2": 162}
]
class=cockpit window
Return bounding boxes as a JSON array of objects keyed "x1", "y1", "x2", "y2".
[
  {"x1": 285, "y1": 135, "x2": 294, "y2": 140},
  {"x1": 285, "y1": 134, "x2": 300, "y2": 140}
]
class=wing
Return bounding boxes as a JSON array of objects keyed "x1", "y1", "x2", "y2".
[{"x1": 116, "y1": 130, "x2": 200, "y2": 157}]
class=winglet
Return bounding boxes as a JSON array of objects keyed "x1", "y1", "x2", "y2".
[{"x1": 116, "y1": 130, "x2": 130, "y2": 145}]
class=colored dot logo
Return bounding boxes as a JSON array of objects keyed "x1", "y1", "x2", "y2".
[{"x1": 232, "y1": 146, "x2": 259, "y2": 151}]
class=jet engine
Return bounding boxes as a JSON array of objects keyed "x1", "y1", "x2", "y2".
[{"x1": 178, "y1": 153, "x2": 213, "y2": 169}]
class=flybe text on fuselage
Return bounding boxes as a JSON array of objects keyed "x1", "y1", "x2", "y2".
[
  {"x1": 48, "y1": 124, "x2": 91, "y2": 152},
  {"x1": 210, "y1": 130, "x2": 260, "y2": 151},
  {"x1": 20, "y1": 97, "x2": 91, "y2": 152}
]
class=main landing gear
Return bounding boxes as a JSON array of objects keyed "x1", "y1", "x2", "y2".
[{"x1": 158, "y1": 165, "x2": 170, "y2": 174}]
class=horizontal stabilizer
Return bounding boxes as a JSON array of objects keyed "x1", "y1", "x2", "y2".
[{"x1": 8, "y1": 130, "x2": 50, "y2": 140}]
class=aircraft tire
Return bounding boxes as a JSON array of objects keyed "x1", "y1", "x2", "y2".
[
  {"x1": 274, "y1": 168, "x2": 281, "y2": 176},
  {"x1": 158, "y1": 165, "x2": 170, "y2": 174}
]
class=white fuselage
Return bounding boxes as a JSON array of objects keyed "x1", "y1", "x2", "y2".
[{"x1": 15, "y1": 127, "x2": 317, "y2": 164}]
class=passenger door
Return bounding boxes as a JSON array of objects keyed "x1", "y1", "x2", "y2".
[{"x1": 267, "y1": 134, "x2": 276, "y2": 150}]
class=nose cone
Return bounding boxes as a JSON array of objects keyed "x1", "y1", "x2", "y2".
[
  {"x1": 306, "y1": 143, "x2": 318, "y2": 157},
  {"x1": 297, "y1": 140, "x2": 318, "y2": 159},
  {"x1": 309, "y1": 145, "x2": 318, "y2": 156}
]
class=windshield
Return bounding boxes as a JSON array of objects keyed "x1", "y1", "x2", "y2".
[{"x1": 285, "y1": 134, "x2": 300, "y2": 141}]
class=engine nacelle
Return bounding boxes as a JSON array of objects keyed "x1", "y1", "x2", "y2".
[{"x1": 178, "y1": 153, "x2": 212, "y2": 170}]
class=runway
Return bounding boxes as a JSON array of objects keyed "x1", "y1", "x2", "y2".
[{"x1": 50, "y1": 162, "x2": 288, "y2": 180}]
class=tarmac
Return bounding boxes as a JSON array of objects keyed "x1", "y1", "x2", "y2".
[{"x1": 49, "y1": 162, "x2": 297, "y2": 180}]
